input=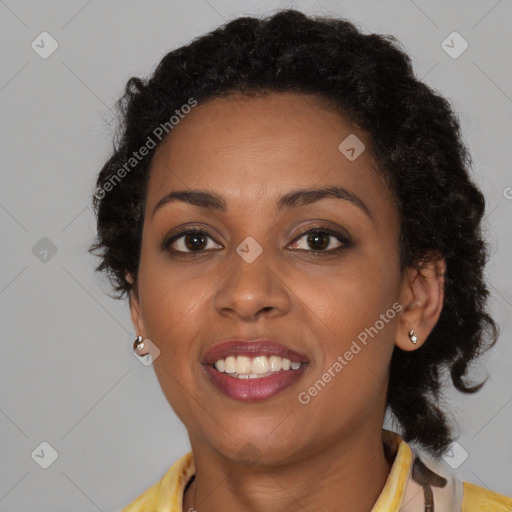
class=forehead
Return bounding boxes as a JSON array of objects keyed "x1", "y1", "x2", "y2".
[{"x1": 145, "y1": 92, "x2": 393, "y2": 219}]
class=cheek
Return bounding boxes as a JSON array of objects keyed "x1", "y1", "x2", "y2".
[
  {"x1": 136, "y1": 249, "x2": 209, "y2": 361},
  {"x1": 306, "y1": 281, "x2": 396, "y2": 390},
  {"x1": 299, "y1": 255, "x2": 399, "y2": 337},
  {"x1": 294, "y1": 247, "x2": 400, "y2": 393}
]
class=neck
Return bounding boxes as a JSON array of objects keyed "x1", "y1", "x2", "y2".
[{"x1": 182, "y1": 426, "x2": 392, "y2": 512}]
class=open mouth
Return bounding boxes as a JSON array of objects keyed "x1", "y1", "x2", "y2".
[
  {"x1": 203, "y1": 361, "x2": 308, "y2": 401},
  {"x1": 201, "y1": 339, "x2": 310, "y2": 401},
  {"x1": 201, "y1": 340, "x2": 310, "y2": 401}
]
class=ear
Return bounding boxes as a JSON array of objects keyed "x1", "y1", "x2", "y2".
[
  {"x1": 396, "y1": 253, "x2": 446, "y2": 352},
  {"x1": 125, "y1": 272, "x2": 147, "y2": 338}
]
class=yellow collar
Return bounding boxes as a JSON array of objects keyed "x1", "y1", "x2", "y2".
[{"x1": 121, "y1": 428, "x2": 512, "y2": 511}]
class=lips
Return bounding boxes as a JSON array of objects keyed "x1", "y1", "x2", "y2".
[
  {"x1": 202, "y1": 339, "x2": 309, "y2": 365},
  {"x1": 201, "y1": 338, "x2": 310, "y2": 402}
]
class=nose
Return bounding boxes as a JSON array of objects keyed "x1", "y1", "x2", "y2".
[{"x1": 213, "y1": 245, "x2": 291, "y2": 322}]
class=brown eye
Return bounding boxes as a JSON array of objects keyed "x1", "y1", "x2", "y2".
[
  {"x1": 162, "y1": 229, "x2": 222, "y2": 253},
  {"x1": 289, "y1": 227, "x2": 352, "y2": 254},
  {"x1": 306, "y1": 232, "x2": 330, "y2": 251}
]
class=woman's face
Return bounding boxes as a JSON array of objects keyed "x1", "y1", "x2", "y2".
[{"x1": 129, "y1": 92, "x2": 406, "y2": 464}]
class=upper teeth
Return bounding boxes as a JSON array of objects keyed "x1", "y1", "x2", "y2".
[{"x1": 214, "y1": 355, "x2": 302, "y2": 378}]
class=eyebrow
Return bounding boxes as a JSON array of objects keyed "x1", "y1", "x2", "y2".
[{"x1": 151, "y1": 185, "x2": 372, "y2": 220}]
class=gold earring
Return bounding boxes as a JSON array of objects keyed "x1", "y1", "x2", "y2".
[{"x1": 408, "y1": 329, "x2": 419, "y2": 344}]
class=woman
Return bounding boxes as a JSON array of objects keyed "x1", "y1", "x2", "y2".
[{"x1": 89, "y1": 9, "x2": 512, "y2": 512}]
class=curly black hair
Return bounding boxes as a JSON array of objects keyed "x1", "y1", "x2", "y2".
[{"x1": 89, "y1": 9, "x2": 498, "y2": 457}]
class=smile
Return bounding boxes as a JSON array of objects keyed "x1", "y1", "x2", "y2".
[{"x1": 202, "y1": 339, "x2": 310, "y2": 401}]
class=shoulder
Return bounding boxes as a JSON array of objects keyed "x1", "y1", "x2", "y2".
[
  {"x1": 120, "y1": 481, "x2": 160, "y2": 512},
  {"x1": 462, "y1": 480, "x2": 512, "y2": 512},
  {"x1": 120, "y1": 451, "x2": 195, "y2": 512},
  {"x1": 400, "y1": 438, "x2": 511, "y2": 512}
]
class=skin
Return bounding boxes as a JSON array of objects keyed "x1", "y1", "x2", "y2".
[{"x1": 127, "y1": 91, "x2": 445, "y2": 512}]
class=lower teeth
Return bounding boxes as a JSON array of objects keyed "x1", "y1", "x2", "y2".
[
  {"x1": 220, "y1": 368, "x2": 301, "y2": 379},
  {"x1": 232, "y1": 372, "x2": 272, "y2": 379}
]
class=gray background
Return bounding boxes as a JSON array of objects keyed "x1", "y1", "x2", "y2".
[{"x1": 1, "y1": 0, "x2": 511, "y2": 510}]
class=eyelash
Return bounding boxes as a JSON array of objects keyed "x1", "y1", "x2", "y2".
[{"x1": 161, "y1": 225, "x2": 352, "y2": 255}]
